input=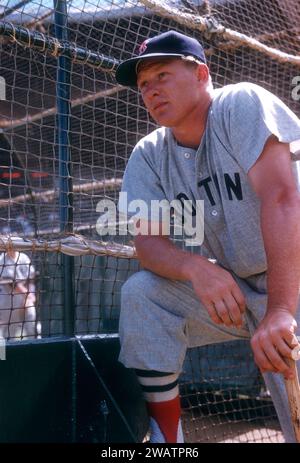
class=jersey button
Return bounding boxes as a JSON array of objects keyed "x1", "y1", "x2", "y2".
[
  {"x1": 211, "y1": 210, "x2": 218, "y2": 216},
  {"x1": 184, "y1": 152, "x2": 190, "y2": 159}
]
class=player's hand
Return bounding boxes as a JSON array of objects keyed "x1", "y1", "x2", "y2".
[
  {"x1": 188, "y1": 258, "x2": 246, "y2": 328},
  {"x1": 250, "y1": 309, "x2": 299, "y2": 379}
]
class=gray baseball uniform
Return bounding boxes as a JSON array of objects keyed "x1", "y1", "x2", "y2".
[{"x1": 118, "y1": 82, "x2": 300, "y2": 442}]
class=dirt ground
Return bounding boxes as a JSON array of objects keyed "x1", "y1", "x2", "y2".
[
  {"x1": 182, "y1": 410, "x2": 283, "y2": 443},
  {"x1": 143, "y1": 415, "x2": 283, "y2": 443},
  {"x1": 179, "y1": 389, "x2": 285, "y2": 443}
]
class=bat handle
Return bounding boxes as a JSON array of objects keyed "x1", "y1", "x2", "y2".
[{"x1": 284, "y1": 357, "x2": 300, "y2": 442}]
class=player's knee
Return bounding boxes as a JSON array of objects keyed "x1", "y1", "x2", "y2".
[
  {"x1": 120, "y1": 271, "x2": 155, "y2": 341},
  {"x1": 121, "y1": 270, "x2": 164, "y2": 305}
]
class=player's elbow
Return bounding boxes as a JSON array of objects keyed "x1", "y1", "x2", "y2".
[
  {"x1": 134, "y1": 235, "x2": 169, "y2": 267},
  {"x1": 135, "y1": 235, "x2": 152, "y2": 267},
  {"x1": 262, "y1": 186, "x2": 300, "y2": 207},
  {"x1": 261, "y1": 188, "x2": 300, "y2": 222}
]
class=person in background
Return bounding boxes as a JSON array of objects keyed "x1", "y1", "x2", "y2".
[{"x1": 0, "y1": 249, "x2": 40, "y2": 339}]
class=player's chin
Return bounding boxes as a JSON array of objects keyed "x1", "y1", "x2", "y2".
[
  {"x1": 149, "y1": 109, "x2": 174, "y2": 126},
  {"x1": 151, "y1": 114, "x2": 177, "y2": 127}
]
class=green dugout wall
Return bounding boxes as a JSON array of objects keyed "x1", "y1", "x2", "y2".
[{"x1": 0, "y1": 337, "x2": 148, "y2": 443}]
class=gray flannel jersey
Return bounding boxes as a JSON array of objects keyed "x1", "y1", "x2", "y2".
[{"x1": 119, "y1": 82, "x2": 300, "y2": 277}]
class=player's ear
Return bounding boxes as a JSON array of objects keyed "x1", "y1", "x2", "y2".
[{"x1": 196, "y1": 63, "x2": 209, "y2": 82}]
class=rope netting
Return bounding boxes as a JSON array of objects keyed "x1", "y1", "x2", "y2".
[{"x1": 1, "y1": 0, "x2": 299, "y2": 442}]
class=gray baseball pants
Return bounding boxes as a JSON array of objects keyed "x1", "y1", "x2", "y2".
[{"x1": 119, "y1": 269, "x2": 300, "y2": 443}]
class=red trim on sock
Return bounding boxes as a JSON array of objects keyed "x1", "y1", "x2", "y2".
[{"x1": 147, "y1": 396, "x2": 181, "y2": 443}]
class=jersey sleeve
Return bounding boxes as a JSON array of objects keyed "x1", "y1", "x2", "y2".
[
  {"x1": 16, "y1": 253, "x2": 33, "y2": 281},
  {"x1": 118, "y1": 141, "x2": 167, "y2": 222},
  {"x1": 29, "y1": 263, "x2": 35, "y2": 279},
  {"x1": 0, "y1": 254, "x2": 15, "y2": 281},
  {"x1": 221, "y1": 83, "x2": 300, "y2": 172}
]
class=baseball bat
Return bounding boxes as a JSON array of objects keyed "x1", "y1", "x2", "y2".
[{"x1": 284, "y1": 344, "x2": 300, "y2": 442}]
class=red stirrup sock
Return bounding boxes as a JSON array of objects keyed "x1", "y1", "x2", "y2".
[
  {"x1": 147, "y1": 396, "x2": 182, "y2": 443},
  {"x1": 135, "y1": 369, "x2": 184, "y2": 443}
]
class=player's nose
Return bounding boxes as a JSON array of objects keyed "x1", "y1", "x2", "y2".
[{"x1": 143, "y1": 82, "x2": 160, "y2": 102}]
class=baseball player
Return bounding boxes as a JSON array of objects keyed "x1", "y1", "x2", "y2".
[
  {"x1": 115, "y1": 30, "x2": 300, "y2": 443},
  {"x1": 0, "y1": 249, "x2": 37, "y2": 339}
]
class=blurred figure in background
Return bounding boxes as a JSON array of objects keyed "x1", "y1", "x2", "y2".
[{"x1": 0, "y1": 249, "x2": 40, "y2": 339}]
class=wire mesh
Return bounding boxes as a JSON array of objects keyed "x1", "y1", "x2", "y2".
[{"x1": 1, "y1": 0, "x2": 299, "y2": 442}]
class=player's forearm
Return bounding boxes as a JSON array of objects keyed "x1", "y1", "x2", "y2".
[
  {"x1": 14, "y1": 282, "x2": 28, "y2": 294},
  {"x1": 134, "y1": 235, "x2": 204, "y2": 281},
  {"x1": 261, "y1": 193, "x2": 300, "y2": 315}
]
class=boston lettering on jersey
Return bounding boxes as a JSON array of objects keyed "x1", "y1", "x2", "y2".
[
  {"x1": 175, "y1": 172, "x2": 243, "y2": 222},
  {"x1": 198, "y1": 172, "x2": 243, "y2": 206}
]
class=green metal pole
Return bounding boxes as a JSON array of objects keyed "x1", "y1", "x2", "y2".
[
  {"x1": 54, "y1": 0, "x2": 75, "y2": 338},
  {"x1": 54, "y1": 0, "x2": 76, "y2": 443}
]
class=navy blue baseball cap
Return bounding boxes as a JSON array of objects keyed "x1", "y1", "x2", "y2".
[{"x1": 115, "y1": 30, "x2": 206, "y2": 87}]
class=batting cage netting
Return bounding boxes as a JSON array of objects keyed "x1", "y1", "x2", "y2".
[{"x1": 1, "y1": 0, "x2": 300, "y2": 443}]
